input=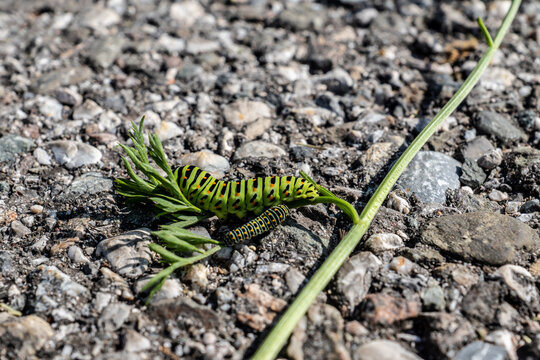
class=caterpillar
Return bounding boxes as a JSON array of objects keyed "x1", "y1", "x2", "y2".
[
  {"x1": 177, "y1": 165, "x2": 319, "y2": 219},
  {"x1": 224, "y1": 205, "x2": 290, "y2": 245}
]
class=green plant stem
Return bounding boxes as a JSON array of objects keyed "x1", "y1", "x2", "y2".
[{"x1": 252, "y1": 1, "x2": 521, "y2": 359}]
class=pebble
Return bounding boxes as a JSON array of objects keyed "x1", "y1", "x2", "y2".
[
  {"x1": 479, "y1": 67, "x2": 516, "y2": 92},
  {"x1": 48, "y1": 141, "x2": 102, "y2": 169},
  {"x1": 156, "y1": 33, "x2": 185, "y2": 53},
  {"x1": 478, "y1": 149, "x2": 503, "y2": 170},
  {"x1": 33, "y1": 66, "x2": 93, "y2": 93},
  {"x1": 96, "y1": 228, "x2": 153, "y2": 279},
  {"x1": 460, "y1": 159, "x2": 486, "y2": 188},
  {"x1": 100, "y1": 268, "x2": 135, "y2": 301},
  {"x1": 396, "y1": 151, "x2": 461, "y2": 203},
  {"x1": 30, "y1": 205, "x2": 43, "y2": 214},
  {"x1": 179, "y1": 150, "x2": 230, "y2": 179},
  {"x1": 516, "y1": 110, "x2": 536, "y2": 132},
  {"x1": 170, "y1": 1, "x2": 205, "y2": 28},
  {"x1": 35, "y1": 265, "x2": 88, "y2": 312},
  {"x1": 389, "y1": 256, "x2": 416, "y2": 275},
  {"x1": 387, "y1": 192, "x2": 411, "y2": 214},
  {"x1": 475, "y1": 111, "x2": 526, "y2": 143},
  {"x1": 186, "y1": 38, "x2": 220, "y2": 55},
  {"x1": 154, "y1": 120, "x2": 184, "y2": 141},
  {"x1": 285, "y1": 267, "x2": 306, "y2": 294},
  {"x1": 64, "y1": 172, "x2": 113, "y2": 197},
  {"x1": 184, "y1": 263, "x2": 209, "y2": 290},
  {"x1": 233, "y1": 141, "x2": 287, "y2": 160},
  {"x1": 11, "y1": 220, "x2": 31, "y2": 237},
  {"x1": 360, "y1": 293, "x2": 421, "y2": 326},
  {"x1": 86, "y1": 36, "x2": 125, "y2": 68},
  {"x1": 492, "y1": 265, "x2": 538, "y2": 305},
  {"x1": 421, "y1": 212, "x2": 540, "y2": 265},
  {"x1": 0, "y1": 315, "x2": 55, "y2": 358},
  {"x1": 488, "y1": 189, "x2": 508, "y2": 202},
  {"x1": 37, "y1": 96, "x2": 63, "y2": 120},
  {"x1": 33, "y1": 147, "x2": 52, "y2": 165},
  {"x1": 54, "y1": 87, "x2": 82, "y2": 106},
  {"x1": 98, "y1": 303, "x2": 132, "y2": 331},
  {"x1": 336, "y1": 252, "x2": 381, "y2": 311},
  {"x1": 68, "y1": 246, "x2": 90, "y2": 264},
  {"x1": 313, "y1": 67, "x2": 354, "y2": 95},
  {"x1": 81, "y1": 6, "x2": 121, "y2": 30},
  {"x1": 462, "y1": 136, "x2": 495, "y2": 161},
  {"x1": 222, "y1": 99, "x2": 274, "y2": 130},
  {"x1": 255, "y1": 263, "x2": 290, "y2": 274},
  {"x1": 355, "y1": 8, "x2": 379, "y2": 27},
  {"x1": 454, "y1": 341, "x2": 507, "y2": 360},
  {"x1": 520, "y1": 199, "x2": 540, "y2": 213},
  {"x1": 421, "y1": 284, "x2": 446, "y2": 311},
  {"x1": 353, "y1": 340, "x2": 422, "y2": 360},
  {"x1": 365, "y1": 233, "x2": 404, "y2": 253},
  {"x1": 236, "y1": 284, "x2": 287, "y2": 331},
  {"x1": 123, "y1": 329, "x2": 151, "y2": 353},
  {"x1": 0, "y1": 135, "x2": 34, "y2": 163},
  {"x1": 485, "y1": 330, "x2": 518, "y2": 360},
  {"x1": 73, "y1": 99, "x2": 104, "y2": 120}
]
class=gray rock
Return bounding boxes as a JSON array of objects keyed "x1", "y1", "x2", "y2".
[
  {"x1": 156, "y1": 33, "x2": 185, "y2": 53},
  {"x1": 87, "y1": 36, "x2": 125, "y2": 68},
  {"x1": 276, "y1": 5, "x2": 326, "y2": 32},
  {"x1": 478, "y1": 149, "x2": 503, "y2": 170},
  {"x1": 134, "y1": 277, "x2": 183, "y2": 302},
  {"x1": 179, "y1": 150, "x2": 230, "y2": 179},
  {"x1": 454, "y1": 341, "x2": 507, "y2": 360},
  {"x1": 170, "y1": 1, "x2": 205, "y2": 28},
  {"x1": 396, "y1": 151, "x2": 462, "y2": 203},
  {"x1": 0, "y1": 315, "x2": 55, "y2": 358},
  {"x1": 73, "y1": 99, "x2": 103, "y2": 120},
  {"x1": 33, "y1": 147, "x2": 52, "y2": 165},
  {"x1": 462, "y1": 136, "x2": 494, "y2": 160},
  {"x1": 520, "y1": 199, "x2": 540, "y2": 213},
  {"x1": 0, "y1": 135, "x2": 34, "y2": 163},
  {"x1": 222, "y1": 99, "x2": 273, "y2": 130},
  {"x1": 96, "y1": 228, "x2": 153, "y2": 278},
  {"x1": 516, "y1": 110, "x2": 536, "y2": 132},
  {"x1": 475, "y1": 111, "x2": 526, "y2": 143},
  {"x1": 421, "y1": 285, "x2": 446, "y2": 311},
  {"x1": 48, "y1": 140, "x2": 102, "y2": 169},
  {"x1": 11, "y1": 220, "x2": 31, "y2": 237},
  {"x1": 421, "y1": 212, "x2": 540, "y2": 265},
  {"x1": 65, "y1": 172, "x2": 113, "y2": 196},
  {"x1": 123, "y1": 329, "x2": 151, "y2": 353},
  {"x1": 365, "y1": 233, "x2": 404, "y2": 253},
  {"x1": 355, "y1": 8, "x2": 379, "y2": 27},
  {"x1": 68, "y1": 246, "x2": 90, "y2": 264},
  {"x1": 353, "y1": 340, "x2": 422, "y2": 360},
  {"x1": 280, "y1": 225, "x2": 329, "y2": 261},
  {"x1": 285, "y1": 267, "x2": 306, "y2": 294},
  {"x1": 313, "y1": 67, "x2": 354, "y2": 95},
  {"x1": 0, "y1": 251, "x2": 16, "y2": 277},
  {"x1": 336, "y1": 252, "x2": 381, "y2": 312},
  {"x1": 479, "y1": 67, "x2": 516, "y2": 92},
  {"x1": 186, "y1": 38, "x2": 220, "y2": 55},
  {"x1": 33, "y1": 66, "x2": 93, "y2": 93},
  {"x1": 80, "y1": 6, "x2": 121, "y2": 30},
  {"x1": 35, "y1": 265, "x2": 88, "y2": 312},
  {"x1": 98, "y1": 303, "x2": 131, "y2": 331},
  {"x1": 234, "y1": 141, "x2": 287, "y2": 160},
  {"x1": 37, "y1": 96, "x2": 63, "y2": 120},
  {"x1": 460, "y1": 158, "x2": 487, "y2": 188},
  {"x1": 493, "y1": 265, "x2": 539, "y2": 306},
  {"x1": 54, "y1": 87, "x2": 82, "y2": 106}
]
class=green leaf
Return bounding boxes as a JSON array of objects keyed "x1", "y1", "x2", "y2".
[{"x1": 153, "y1": 230, "x2": 205, "y2": 253}]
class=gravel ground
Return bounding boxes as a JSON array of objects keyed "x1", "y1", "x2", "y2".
[{"x1": 1, "y1": 1, "x2": 539, "y2": 359}]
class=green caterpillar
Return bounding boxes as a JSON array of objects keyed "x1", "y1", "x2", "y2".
[
  {"x1": 177, "y1": 165, "x2": 319, "y2": 219},
  {"x1": 224, "y1": 205, "x2": 290, "y2": 245}
]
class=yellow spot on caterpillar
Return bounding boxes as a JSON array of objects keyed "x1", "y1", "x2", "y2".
[
  {"x1": 220, "y1": 194, "x2": 224, "y2": 198},
  {"x1": 197, "y1": 185, "x2": 201, "y2": 188},
  {"x1": 236, "y1": 192, "x2": 240, "y2": 196},
  {"x1": 285, "y1": 192, "x2": 289, "y2": 196},
  {"x1": 270, "y1": 184, "x2": 274, "y2": 188},
  {"x1": 207, "y1": 191, "x2": 211, "y2": 194},
  {"x1": 252, "y1": 201, "x2": 257, "y2": 205},
  {"x1": 253, "y1": 188, "x2": 257, "y2": 192},
  {"x1": 286, "y1": 181, "x2": 290, "y2": 184},
  {"x1": 269, "y1": 196, "x2": 275, "y2": 201},
  {"x1": 203, "y1": 177, "x2": 207, "y2": 180},
  {"x1": 184, "y1": 176, "x2": 187, "y2": 179},
  {"x1": 222, "y1": 184, "x2": 226, "y2": 187},
  {"x1": 236, "y1": 182, "x2": 240, "y2": 185},
  {"x1": 213, "y1": 181, "x2": 216, "y2": 185}
]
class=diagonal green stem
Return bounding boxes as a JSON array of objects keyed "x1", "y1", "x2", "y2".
[{"x1": 252, "y1": 1, "x2": 521, "y2": 359}]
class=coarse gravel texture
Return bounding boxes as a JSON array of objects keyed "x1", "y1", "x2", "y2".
[{"x1": 0, "y1": 1, "x2": 539, "y2": 360}]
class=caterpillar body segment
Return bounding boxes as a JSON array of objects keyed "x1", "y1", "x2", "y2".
[
  {"x1": 224, "y1": 205, "x2": 290, "y2": 245},
  {"x1": 176, "y1": 165, "x2": 319, "y2": 219}
]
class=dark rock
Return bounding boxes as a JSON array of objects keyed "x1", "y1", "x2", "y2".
[
  {"x1": 520, "y1": 199, "x2": 540, "y2": 213},
  {"x1": 149, "y1": 298, "x2": 221, "y2": 329},
  {"x1": 0, "y1": 135, "x2": 34, "y2": 163},
  {"x1": 516, "y1": 110, "x2": 536, "y2": 132},
  {"x1": 460, "y1": 158, "x2": 487, "y2": 188},
  {"x1": 421, "y1": 212, "x2": 540, "y2": 265},
  {"x1": 461, "y1": 281, "x2": 506, "y2": 323},
  {"x1": 33, "y1": 66, "x2": 93, "y2": 93},
  {"x1": 502, "y1": 147, "x2": 540, "y2": 197},
  {"x1": 461, "y1": 136, "x2": 494, "y2": 161},
  {"x1": 475, "y1": 111, "x2": 526, "y2": 143}
]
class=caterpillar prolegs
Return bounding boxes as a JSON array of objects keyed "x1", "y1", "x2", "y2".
[{"x1": 224, "y1": 205, "x2": 290, "y2": 245}]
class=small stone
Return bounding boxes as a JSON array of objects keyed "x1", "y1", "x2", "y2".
[
  {"x1": 186, "y1": 38, "x2": 220, "y2": 55},
  {"x1": 255, "y1": 263, "x2": 290, "y2": 274},
  {"x1": 336, "y1": 252, "x2": 381, "y2": 312},
  {"x1": 48, "y1": 141, "x2": 102, "y2": 169},
  {"x1": 285, "y1": 267, "x2": 306, "y2": 294},
  {"x1": 492, "y1": 265, "x2": 538, "y2": 305},
  {"x1": 123, "y1": 329, "x2": 151, "y2": 353},
  {"x1": 462, "y1": 136, "x2": 495, "y2": 161},
  {"x1": 0, "y1": 315, "x2": 55, "y2": 358},
  {"x1": 234, "y1": 141, "x2": 287, "y2": 160},
  {"x1": 64, "y1": 172, "x2": 113, "y2": 196},
  {"x1": 421, "y1": 212, "x2": 540, "y2": 265},
  {"x1": 313, "y1": 67, "x2": 354, "y2": 95},
  {"x1": 236, "y1": 284, "x2": 287, "y2": 331},
  {"x1": 68, "y1": 246, "x2": 90, "y2": 264},
  {"x1": 11, "y1": 220, "x2": 31, "y2": 237},
  {"x1": 33, "y1": 66, "x2": 93, "y2": 93},
  {"x1": 460, "y1": 158, "x2": 487, "y2": 188},
  {"x1": 54, "y1": 87, "x2": 82, "y2": 106},
  {"x1": 354, "y1": 340, "x2": 422, "y2": 360},
  {"x1": 520, "y1": 199, "x2": 540, "y2": 213},
  {"x1": 0, "y1": 135, "x2": 34, "y2": 163},
  {"x1": 387, "y1": 192, "x2": 410, "y2": 214},
  {"x1": 35, "y1": 265, "x2": 88, "y2": 312},
  {"x1": 396, "y1": 151, "x2": 461, "y2": 203},
  {"x1": 475, "y1": 111, "x2": 526, "y2": 143},
  {"x1": 98, "y1": 303, "x2": 131, "y2": 331},
  {"x1": 454, "y1": 341, "x2": 507, "y2": 360},
  {"x1": 355, "y1": 8, "x2": 379, "y2": 27},
  {"x1": 96, "y1": 228, "x2": 153, "y2": 278},
  {"x1": 421, "y1": 285, "x2": 446, "y2": 311},
  {"x1": 516, "y1": 110, "x2": 536, "y2": 132},
  {"x1": 156, "y1": 33, "x2": 185, "y2": 53},
  {"x1": 389, "y1": 256, "x2": 416, "y2": 275},
  {"x1": 478, "y1": 149, "x2": 503, "y2": 170},
  {"x1": 488, "y1": 189, "x2": 508, "y2": 202},
  {"x1": 244, "y1": 117, "x2": 272, "y2": 140},
  {"x1": 360, "y1": 293, "x2": 421, "y2": 326},
  {"x1": 170, "y1": 1, "x2": 205, "y2": 28},
  {"x1": 86, "y1": 36, "x2": 124, "y2": 68},
  {"x1": 100, "y1": 268, "x2": 134, "y2": 301},
  {"x1": 154, "y1": 120, "x2": 184, "y2": 141},
  {"x1": 30, "y1": 205, "x2": 43, "y2": 214},
  {"x1": 480, "y1": 67, "x2": 516, "y2": 92},
  {"x1": 81, "y1": 6, "x2": 121, "y2": 30},
  {"x1": 33, "y1": 148, "x2": 52, "y2": 165},
  {"x1": 37, "y1": 96, "x2": 63, "y2": 120},
  {"x1": 179, "y1": 150, "x2": 230, "y2": 179},
  {"x1": 222, "y1": 99, "x2": 274, "y2": 130},
  {"x1": 73, "y1": 99, "x2": 103, "y2": 120},
  {"x1": 365, "y1": 233, "x2": 404, "y2": 253},
  {"x1": 184, "y1": 263, "x2": 209, "y2": 290}
]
